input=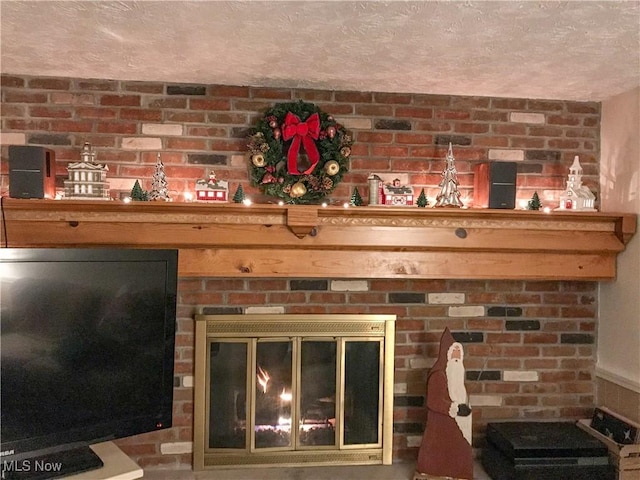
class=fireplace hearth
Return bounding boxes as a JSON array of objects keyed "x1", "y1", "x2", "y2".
[{"x1": 193, "y1": 314, "x2": 396, "y2": 469}]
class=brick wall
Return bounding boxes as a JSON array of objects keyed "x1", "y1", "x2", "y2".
[
  {"x1": 114, "y1": 278, "x2": 598, "y2": 470},
  {"x1": 0, "y1": 74, "x2": 600, "y2": 207},
  {"x1": 1, "y1": 74, "x2": 602, "y2": 470}
]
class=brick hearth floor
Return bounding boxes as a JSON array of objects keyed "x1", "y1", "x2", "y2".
[{"x1": 142, "y1": 459, "x2": 492, "y2": 480}]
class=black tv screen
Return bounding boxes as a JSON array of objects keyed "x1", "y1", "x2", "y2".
[{"x1": 0, "y1": 248, "x2": 178, "y2": 477}]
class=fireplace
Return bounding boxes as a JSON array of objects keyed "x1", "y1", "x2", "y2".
[{"x1": 193, "y1": 314, "x2": 396, "y2": 469}]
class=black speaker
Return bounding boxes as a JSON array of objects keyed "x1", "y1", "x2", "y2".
[
  {"x1": 8, "y1": 145, "x2": 56, "y2": 199},
  {"x1": 474, "y1": 162, "x2": 517, "y2": 209}
]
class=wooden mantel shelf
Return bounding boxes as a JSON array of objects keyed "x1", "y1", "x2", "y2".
[{"x1": 1, "y1": 199, "x2": 636, "y2": 280}]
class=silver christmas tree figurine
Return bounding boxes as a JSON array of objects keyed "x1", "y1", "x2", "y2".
[
  {"x1": 434, "y1": 142, "x2": 463, "y2": 208},
  {"x1": 149, "y1": 153, "x2": 170, "y2": 201}
]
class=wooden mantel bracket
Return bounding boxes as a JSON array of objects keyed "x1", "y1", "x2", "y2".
[
  {"x1": 286, "y1": 205, "x2": 318, "y2": 239},
  {"x1": 615, "y1": 214, "x2": 638, "y2": 245}
]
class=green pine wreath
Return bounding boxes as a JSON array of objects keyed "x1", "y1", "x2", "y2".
[{"x1": 248, "y1": 100, "x2": 352, "y2": 204}]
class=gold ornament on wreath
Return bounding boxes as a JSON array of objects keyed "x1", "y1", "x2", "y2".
[{"x1": 247, "y1": 100, "x2": 353, "y2": 204}]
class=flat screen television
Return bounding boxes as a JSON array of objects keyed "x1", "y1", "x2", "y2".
[{"x1": 0, "y1": 248, "x2": 178, "y2": 479}]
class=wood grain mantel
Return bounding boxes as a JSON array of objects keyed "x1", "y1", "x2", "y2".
[{"x1": 1, "y1": 199, "x2": 636, "y2": 280}]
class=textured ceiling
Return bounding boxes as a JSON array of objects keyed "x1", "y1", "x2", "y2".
[{"x1": 1, "y1": 1, "x2": 639, "y2": 101}]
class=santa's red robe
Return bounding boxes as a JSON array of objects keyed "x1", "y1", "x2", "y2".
[{"x1": 416, "y1": 328, "x2": 473, "y2": 479}]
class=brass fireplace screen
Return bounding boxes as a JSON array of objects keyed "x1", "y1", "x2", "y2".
[{"x1": 193, "y1": 314, "x2": 396, "y2": 469}]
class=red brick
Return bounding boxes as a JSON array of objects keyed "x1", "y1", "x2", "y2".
[
  {"x1": 548, "y1": 139, "x2": 580, "y2": 149},
  {"x1": 209, "y1": 85, "x2": 250, "y2": 97},
  {"x1": 294, "y1": 90, "x2": 333, "y2": 102},
  {"x1": 315, "y1": 103, "x2": 354, "y2": 115},
  {"x1": 542, "y1": 345, "x2": 577, "y2": 357},
  {"x1": 95, "y1": 150, "x2": 136, "y2": 162},
  {"x1": 454, "y1": 122, "x2": 490, "y2": 134},
  {"x1": 335, "y1": 91, "x2": 373, "y2": 103},
  {"x1": 28, "y1": 78, "x2": 71, "y2": 90},
  {"x1": 547, "y1": 115, "x2": 581, "y2": 126},
  {"x1": 566, "y1": 102, "x2": 599, "y2": 114},
  {"x1": 484, "y1": 383, "x2": 519, "y2": 394},
  {"x1": 583, "y1": 117, "x2": 598, "y2": 127},
  {"x1": 3, "y1": 91, "x2": 48, "y2": 103},
  {"x1": 176, "y1": 292, "x2": 224, "y2": 304},
  {"x1": 77, "y1": 79, "x2": 118, "y2": 91},
  {"x1": 523, "y1": 333, "x2": 558, "y2": 344},
  {"x1": 141, "y1": 152, "x2": 183, "y2": 164},
  {"x1": 76, "y1": 106, "x2": 118, "y2": 119},
  {"x1": 413, "y1": 95, "x2": 451, "y2": 107},
  {"x1": 147, "y1": 97, "x2": 187, "y2": 109},
  {"x1": 486, "y1": 333, "x2": 522, "y2": 343},
  {"x1": 509, "y1": 137, "x2": 545, "y2": 148},
  {"x1": 473, "y1": 136, "x2": 509, "y2": 147},
  {"x1": 0, "y1": 104, "x2": 25, "y2": 116},
  {"x1": 165, "y1": 111, "x2": 206, "y2": 123},
  {"x1": 396, "y1": 133, "x2": 433, "y2": 144},
  {"x1": 565, "y1": 128, "x2": 598, "y2": 139},
  {"x1": 435, "y1": 110, "x2": 471, "y2": 120},
  {"x1": 561, "y1": 306, "x2": 596, "y2": 318},
  {"x1": 5, "y1": 118, "x2": 51, "y2": 131},
  {"x1": 414, "y1": 121, "x2": 452, "y2": 132},
  {"x1": 355, "y1": 104, "x2": 394, "y2": 116},
  {"x1": 528, "y1": 125, "x2": 564, "y2": 137},
  {"x1": 373, "y1": 146, "x2": 410, "y2": 157},
  {"x1": 250, "y1": 88, "x2": 292, "y2": 100},
  {"x1": 49, "y1": 120, "x2": 93, "y2": 132},
  {"x1": 472, "y1": 110, "x2": 509, "y2": 122},
  {"x1": 210, "y1": 139, "x2": 245, "y2": 151},
  {"x1": 374, "y1": 92, "x2": 412, "y2": 104},
  {"x1": 208, "y1": 112, "x2": 248, "y2": 124},
  {"x1": 122, "y1": 82, "x2": 164, "y2": 94},
  {"x1": 493, "y1": 124, "x2": 527, "y2": 135},
  {"x1": 501, "y1": 345, "x2": 540, "y2": 357},
  {"x1": 166, "y1": 138, "x2": 207, "y2": 150},
  {"x1": 504, "y1": 396, "x2": 539, "y2": 406},
  {"x1": 467, "y1": 319, "x2": 504, "y2": 330},
  {"x1": 1, "y1": 75, "x2": 24, "y2": 87},
  {"x1": 100, "y1": 95, "x2": 141, "y2": 106},
  {"x1": 97, "y1": 122, "x2": 138, "y2": 134},
  {"x1": 186, "y1": 126, "x2": 227, "y2": 137},
  {"x1": 28, "y1": 106, "x2": 72, "y2": 118},
  {"x1": 492, "y1": 98, "x2": 527, "y2": 110},
  {"x1": 189, "y1": 98, "x2": 231, "y2": 110},
  {"x1": 120, "y1": 108, "x2": 162, "y2": 121},
  {"x1": 227, "y1": 292, "x2": 267, "y2": 304},
  {"x1": 356, "y1": 132, "x2": 393, "y2": 143},
  {"x1": 308, "y1": 292, "x2": 346, "y2": 303}
]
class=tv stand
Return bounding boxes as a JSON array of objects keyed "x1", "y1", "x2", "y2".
[
  {"x1": 67, "y1": 442, "x2": 143, "y2": 480},
  {"x1": 1, "y1": 442, "x2": 142, "y2": 480}
]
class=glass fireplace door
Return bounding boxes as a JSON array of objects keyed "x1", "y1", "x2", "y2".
[
  {"x1": 298, "y1": 340, "x2": 337, "y2": 448},
  {"x1": 253, "y1": 339, "x2": 293, "y2": 449},
  {"x1": 194, "y1": 314, "x2": 395, "y2": 469}
]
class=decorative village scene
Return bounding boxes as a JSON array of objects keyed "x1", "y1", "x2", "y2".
[{"x1": 13, "y1": 100, "x2": 596, "y2": 213}]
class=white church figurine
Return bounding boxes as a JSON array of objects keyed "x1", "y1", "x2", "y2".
[
  {"x1": 64, "y1": 142, "x2": 110, "y2": 200},
  {"x1": 555, "y1": 156, "x2": 596, "y2": 211}
]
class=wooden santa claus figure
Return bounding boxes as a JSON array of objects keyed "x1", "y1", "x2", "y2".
[{"x1": 414, "y1": 327, "x2": 473, "y2": 480}]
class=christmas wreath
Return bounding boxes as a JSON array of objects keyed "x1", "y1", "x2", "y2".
[{"x1": 248, "y1": 101, "x2": 352, "y2": 204}]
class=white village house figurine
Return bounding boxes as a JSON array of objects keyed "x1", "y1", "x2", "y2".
[
  {"x1": 367, "y1": 173, "x2": 414, "y2": 206},
  {"x1": 555, "y1": 155, "x2": 596, "y2": 211},
  {"x1": 64, "y1": 142, "x2": 110, "y2": 200},
  {"x1": 195, "y1": 170, "x2": 229, "y2": 202}
]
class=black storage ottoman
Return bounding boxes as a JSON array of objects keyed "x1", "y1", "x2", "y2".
[{"x1": 482, "y1": 421, "x2": 616, "y2": 480}]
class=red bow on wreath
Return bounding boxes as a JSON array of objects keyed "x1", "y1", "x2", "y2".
[{"x1": 282, "y1": 112, "x2": 320, "y2": 175}]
